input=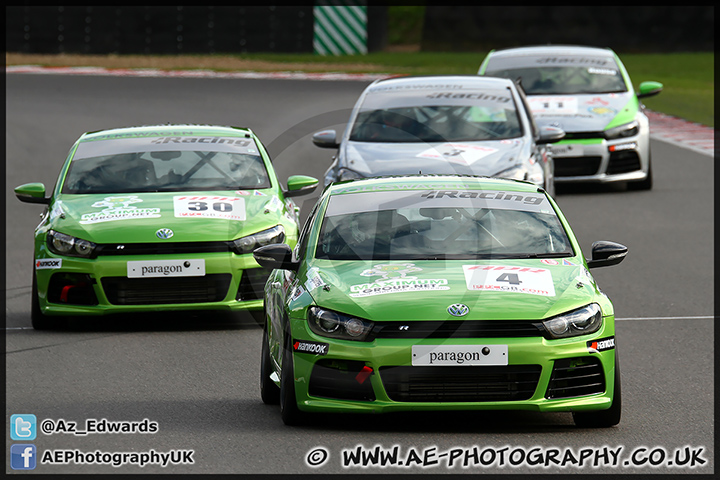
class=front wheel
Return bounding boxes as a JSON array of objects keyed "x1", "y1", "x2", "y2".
[
  {"x1": 573, "y1": 350, "x2": 622, "y2": 428},
  {"x1": 280, "y1": 334, "x2": 305, "y2": 425},
  {"x1": 31, "y1": 273, "x2": 58, "y2": 330},
  {"x1": 260, "y1": 327, "x2": 280, "y2": 405}
]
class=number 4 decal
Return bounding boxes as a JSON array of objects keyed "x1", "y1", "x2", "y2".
[{"x1": 496, "y1": 273, "x2": 522, "y2": 285}]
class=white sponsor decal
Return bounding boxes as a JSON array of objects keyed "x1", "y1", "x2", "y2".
[
  {"x1": 80, "y1": 196, "x2": 161, "y2": 224},
  {"x1": 417, "y1": 143, "x2": 498, "y2": 166},
  {"x1": 173, "y1": 196, "x2": 245, "y2": 221},
  {"x1": 304, "y1": 268, "x2": 326, "y2": 292},
  {"x1": 463, "y1": 265, "x2": 556, "y2": 297},
  {"x1": 412, "y1": 344, "x2": 508, "y2": 366},
  {"x1": 350, "y1": 279, "x2": 450, "y2": 297},
  {"x1": 35, "y1": 258, "x2": 62, "y2": 269},
  {"x1": 528, "y1": 97, "x2": 578, "y2": 115},
  {"x1": 127, "y1": 259, "x2": 205, "y2": 278}
]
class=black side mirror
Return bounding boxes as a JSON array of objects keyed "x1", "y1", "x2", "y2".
[
  {"x1": 253, "y1": 244, "x2": 298, "y2": 271},
  {"x1": 586, "y1": 241, "x2": 628, "y2": 269},
  {"x1": 312, "y1": 130, "x2": 339, "y2": 149}
]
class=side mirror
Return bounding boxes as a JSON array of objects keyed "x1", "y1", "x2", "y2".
[
  {"x1": 312, "y1": 129, "x2": 339, "y2": 149},
  {"x1": 586, "y1": 241, "x2": 628, "y2": 269},
  {"x1": 284, "y1": 175, "x2": 319, "y2": 198},
  {"x1": 253, "y1": 244, "x2": 298, "y2": 271},
  {"x1": 537, "y1": 125, "x2": 565, "y2": 145},
  {"x1": 637, "y1": 81, "x2": 663, "y2": 99},
  {"x1": 15, "y1": 183, "x2": 50, "y2": 204}
]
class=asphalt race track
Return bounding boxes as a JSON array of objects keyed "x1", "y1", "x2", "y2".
[{"x1": 5, "y1": 73, "x2": 714, "y2": 475}]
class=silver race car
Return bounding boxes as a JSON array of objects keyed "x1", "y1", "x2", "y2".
[
  {"x1": 313, "y1": 75, "x2": 564, "y2": 195},
  {"x1": 479, "y1": 45, "x2": 662, "y2": 190}
]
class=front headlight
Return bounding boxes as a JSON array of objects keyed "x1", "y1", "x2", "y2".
[
  {"x1": 337, "y1": 168, "x2": 365, "y2": 182},
  {"x1": 495, "y1": 165, "x2": 527, "y2": 181},
  {"x1": 232, "y1": 225, "x2": 285, "y2": 255},
  {"x1": 47, "y1": 230, "x2": 97, "y2": 258},
  {"x1": 308, "y1": 306, "x2": 374, "y2": 341},
  {"x1": 604, "y1": 120, "x2": 639, "y2": 140},
  {"x1": 542, "y1": 303, "x2": 603, "y2": 339}
]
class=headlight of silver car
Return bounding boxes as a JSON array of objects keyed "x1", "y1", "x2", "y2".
[
  {"x1": 232, "y1": 225, "x2": 285, "y2": 255},
  {"x1": 604, "y1": 120, "x2": 639, "y2": 140},
  {"x1": 337, "y1": 168, "x2": 365, "y2": 182},
  {"x1": 495, "y1": 164, "x2": 528, "y2": 181},
  {"x1": 308, "y1": 306, "x2": 374, "y2": 341},
  {"x1": 47, "y1": 230, "x2": 97, "y2": 258},
  {"x1": 542, "y1": 303, "x2": 603, "y2": 339}
]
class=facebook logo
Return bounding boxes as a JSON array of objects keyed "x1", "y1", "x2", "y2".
[
  {"x1": 10, "y1": 414, "x2": 36, "y2": 440},
  {"x1": 11, "y1": 444, "x2": 37, "y2": 470}
]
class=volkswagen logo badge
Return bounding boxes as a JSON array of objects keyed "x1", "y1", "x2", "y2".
[
  {"x1": 447, "y1": 304, "x2": 469, "y2": 317},
  {"x1": 156, "y1": 228, "x2": 174, "y2": 240}
]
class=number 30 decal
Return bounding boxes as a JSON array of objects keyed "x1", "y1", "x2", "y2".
[{"x1": 174, "y1": 196, "x2": 246, "y2": 221}]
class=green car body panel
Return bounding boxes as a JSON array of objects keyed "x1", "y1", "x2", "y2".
[
  {"x1": 257, "y1": 175, "x2": 624, "y2": 424},
  {"x1": 16, "y1": 124, "x2": 317, "y2": 323}
]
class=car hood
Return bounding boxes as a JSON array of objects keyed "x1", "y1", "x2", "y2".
[
  {"x1": 46, "y1": 190, "x2": 288, "y2": 243},
  {"x1": 302, "y1": 259, "x2": 604, "y2": 321},
  {"x1": 528, "y1": 92, "x2": 637, "y2": 132},
  {"x1": 342, "y1": 140, "x2": 526, "y2": 177}
]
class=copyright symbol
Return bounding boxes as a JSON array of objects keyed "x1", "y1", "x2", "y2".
[
  {"x1": 305, "y1": 447, "x2": 329, "y2": 467},
  {"x1": 40, "y1": 419, "x2": 55, "y2": 435}
]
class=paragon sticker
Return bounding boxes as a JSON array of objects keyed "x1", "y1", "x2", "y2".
[
  {"x1": 587, "y1": 336, "x2": 615, "y2": 353},
  {"x1": 80, "y1": 196, "x2": 161, "y2": 224},
  {"x1": 293, "y1": 339, "x2": 329, "y2": 356},
  {"x1": 173, "y1": 196, "x2": 245, "y2": 221},
  {"x1": 463, "y1": 265, "x2": 555, "y2": 297}
]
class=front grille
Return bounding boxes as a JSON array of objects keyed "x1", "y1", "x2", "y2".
[
  {"x1": 546, "y1": 357, "x2": 605, "y2": 399},
  {"x1": 95, "y1": 241, "x2": 233, "y2": 257},
  {"x1": 380, "y1": 365, "x2": 541, "y2": 402},
  {"x1": 554, "y1": 156, "x2": 602, "y2": 177},
  {"x1": 102, "y1": 274, "x2": 232, "y2": 305},
  {"x1": 369, "y1": 320, "x2": 544, "y2": 340},
  {"x1": 561, "y1": 132, "x2": 605, "y2": 140},
  {"x1": 309, "y1": 360, "x2": 375, "y2": 401},
  {"x1": 236, "y1": 268, "x2": 271, "y2": 301},
  {"x1": 48, "y1": 273, "x2": 98, "y2": 305},
  {"x1": 606, "y1": 150, "x2": 641, "y2": 174}
]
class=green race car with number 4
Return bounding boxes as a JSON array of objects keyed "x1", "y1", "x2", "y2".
[
  {"x1": 15, "y1": 124, "x2": 318, "y2": 329},
  {"x1": 254, "y1": 174, "x2": 627, "y2": 427}
]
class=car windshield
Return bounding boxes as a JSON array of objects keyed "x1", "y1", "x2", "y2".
[
  {"x1": 484, "y1": 55, "x2": 627, "y2": 95},
  {"x1": 349, "y1": 85, "x2": 522, "y2": 143},
  {"x1": 315, "y1": 189, "x2": 573, "y2": 260},
  {"x1": 62, "y1": 136, "x2": 271, "y2": 194}
]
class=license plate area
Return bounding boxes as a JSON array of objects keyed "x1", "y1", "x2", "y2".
[
  {"x1": 127, "y1": 259, "x2": 205, "y2": 278},
  {"x1": 412, "y1": 344, "x2": 508, "y2": 366},
  {"x1": 550, "y1": 144, "x2": 584, "y2": 157}
]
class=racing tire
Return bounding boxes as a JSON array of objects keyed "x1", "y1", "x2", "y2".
[
  {"x1": 260, "y1": 327, "x2": 280, "y2": 405},
  {"x1": 572, "y1": 350, "x2": 622, "y2": 428},
  {"x1": 280, "y1": 332, "x2": 305, "y2": 425},
  {"x1": 628, "y1": 156, "x2": 653, "y2": 191},
  {"x1": 31, "y1": 273, "x2": 57, "y2": 330}
]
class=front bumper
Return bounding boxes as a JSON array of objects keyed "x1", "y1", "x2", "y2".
[
  {"x1": 551, "y1": 135, "x2": 649, "y2": 184},
  {"x1": 287, "y1": 317, "x2": 617, "y2": 414},
  {"x1": 34, "y1": 251, "x2": 268, "y2": 316}
]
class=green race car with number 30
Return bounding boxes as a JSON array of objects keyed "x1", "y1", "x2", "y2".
[
  {"x1": 15, "y1": 124, "x2": 318, "y2": 329},
  {"x1": 254, "y1": 174, "x2": 627, "y2": 427}
]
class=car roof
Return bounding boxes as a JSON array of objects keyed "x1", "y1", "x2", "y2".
[
  {"x1": 369, "y1": 74, "x2": 516, "y2": 89},
  {"x1": 79, "y1": 124, "x2": 254, "y2": 141},
  {"x1": 326, "y1": 174, "x2": 540, "y2": 194},
  {"x1": 488, "y1": 44, "x2": 615, "y2": 59}
]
